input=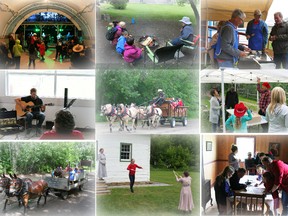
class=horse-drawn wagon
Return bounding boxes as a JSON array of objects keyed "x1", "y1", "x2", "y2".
[
  {"x1": 44, "y1": 170, "x2": 88, "y2": 200},
  {"x1": 157, "y1": 98, "x2": 189, "y2": 128}
]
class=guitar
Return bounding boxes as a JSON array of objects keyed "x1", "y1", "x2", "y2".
[{"x1": 15, "y1": 101, "x2": 54, "y2": 117}]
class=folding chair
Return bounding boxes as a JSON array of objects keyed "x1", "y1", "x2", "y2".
[{"x1": 144, "y1": 44, "x2": 183, "y2": 68}]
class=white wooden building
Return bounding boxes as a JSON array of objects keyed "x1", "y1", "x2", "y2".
[{"x1": 97, "y1": 134, "x2": 151, "y2": 183}]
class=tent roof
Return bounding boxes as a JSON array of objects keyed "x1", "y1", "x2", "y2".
[
  {"x1": 201, "y1": 0, "x2": 273, "y2": 21},
  {"x1": 201, "y1": 69, "x2": 288, "y2": 84}
]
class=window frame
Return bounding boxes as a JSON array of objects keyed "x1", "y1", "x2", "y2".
[{"x1": 120, "y1": 143, "x2": 132, "y2": 162}]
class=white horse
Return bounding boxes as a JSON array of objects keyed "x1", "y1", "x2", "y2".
[
  {"x1": 100, "y1": 104, "x2": 119, "y2": 133},
  {"x1": 145, "y1": 105, "x2": 162, "y2": 129},
  {"x1": 117, "y1": 103, "x2": 139, "y2": 132}
]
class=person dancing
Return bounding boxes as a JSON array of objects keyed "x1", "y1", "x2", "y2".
[{"x1": 127, "y1": 159, "x2": 142, "y2": 193}]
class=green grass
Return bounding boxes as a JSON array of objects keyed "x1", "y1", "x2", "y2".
[
  {"x1": 97, "y1": 169, "x2": 200, "y2": 216},
  {"x1": 100, "y1": 3, "x2": 196, "y2": 22}
]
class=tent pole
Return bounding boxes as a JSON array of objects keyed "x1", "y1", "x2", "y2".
[{"x1": 221, "y1": 68, "x2": 226, "y2": 133}]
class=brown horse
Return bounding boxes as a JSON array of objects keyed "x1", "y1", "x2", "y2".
[
  {"x1": 1, "y1": 174, "x2": 32, "y2": 211},
  {"x1": 9, "y1": 177, "x2": 48, "y2": 214},
  {"x1": 100, "y1": 104, "x2": 119, "y2": 132}
]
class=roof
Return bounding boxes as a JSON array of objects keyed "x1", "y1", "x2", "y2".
[
  {"x1": 201, "y1": 0, "x2": 273, "y2": 21},
  {"x1": 201, "y1": 68, "x2": 288, "y2": 84}
]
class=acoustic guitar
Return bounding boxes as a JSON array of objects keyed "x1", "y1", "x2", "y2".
[{"x1": 15, "y1": 101, "x2": 54, "y2": 117}]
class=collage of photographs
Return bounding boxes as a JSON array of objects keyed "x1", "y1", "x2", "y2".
[{"x1": 0, "y1": 0, "x2": 288, "y2": 216}]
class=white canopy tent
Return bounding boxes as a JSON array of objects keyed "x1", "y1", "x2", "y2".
[{"x1": 201, "y1": 68, "x2": 288, "y2": 132}]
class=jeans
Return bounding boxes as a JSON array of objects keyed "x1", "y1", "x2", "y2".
[
  {"x1": 217, "y1": 60, "x2": 234, "y2": 68},
  {"x1": 282, "y1": 190, "x2": 288, "y2": 215},
  {"x1": 274, "y1": 53, "x2": 288, "y2": 69},
  {"x1": 26, "y1": 112, "x2": 45, "y2": 128},
  {"x1": 14, "y1": 56, "x2": 21, "y2": 69},
  {"x1": 129, "y1": 175, "x2": 135, "y2": 191},
  {"x1": 170, "y1": 37, "x2": 182, "y2": 46}
]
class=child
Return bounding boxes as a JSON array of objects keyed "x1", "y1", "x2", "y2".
[
  {"x1": 116, "y1": 31, "x2": 129, "y2": 55},
  {"x1": 214, "y1": 166, "x2": 235, "y2": 215},
  {"x1": 225, "y1": 102, "x2": 252, "y2": 133},
  {"x1": 13, "y1": 39, "x2": 23, "y2": 69},
  {"x1": 255, "y1": 164, "x2": 266, "y2": 182},
  {"x1": 123, "y1": 36, "x2": 142, "y2": 64},
  {"x1": 127, "y1": 159, "x2": 142, "y2": 193},
  {"x1": 262, "y1": 172, "x2": 279, "y2": 216},
  {"x1": 28, "y1": 44, "x2": 37, "y2": 69}
]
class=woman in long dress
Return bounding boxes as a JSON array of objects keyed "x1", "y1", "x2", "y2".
[
  {"x1": 97, "y1": 148, "x2": 107, "y2": 180},
  {"x1": 175, "y1": 171, "x2": 194, "y2": 212}
]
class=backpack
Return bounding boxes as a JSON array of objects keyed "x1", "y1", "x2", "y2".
[{"x1": 106, "y1": 27, "x2": 118, "y2": 41}]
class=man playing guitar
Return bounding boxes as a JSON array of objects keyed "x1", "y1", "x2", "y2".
[{"x1": 15, "y1": 88, "x2": 45, "y2": 135}]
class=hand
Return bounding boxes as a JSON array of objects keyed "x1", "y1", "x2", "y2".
[
  {"x1": 246, "y1": 35, "x2": 251, "y2": 39},
  {"x1": 270, "y1": 35, "x2": 276, "y2": 41},
  {"x1": 239, "y1": 51, "x2": 248, "y2": 57},
  {"x1": 244, "y1": 47, "x2": 251, "y2": 52}
]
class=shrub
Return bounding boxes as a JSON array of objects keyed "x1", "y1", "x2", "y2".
[
  {"x1": 109, "y1": 0, "x2": 129, "y2": 10},
  {"x1": 176, "y1": 0, "x2": 188, "y2": 6}
]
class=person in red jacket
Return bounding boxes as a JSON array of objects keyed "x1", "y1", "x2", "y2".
[
  {"x1": 127, "y1": 159, "x2": 143, "y2": 193},
  {"x1": 261, "y1": 156, "x2": 288, "y2": 215}
]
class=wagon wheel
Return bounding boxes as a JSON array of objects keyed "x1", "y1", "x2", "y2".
[
  {"x1": 79, "y1": 183, "x2": 84, "y2": 191},
  {"x1": 170, "y1": 118, "x2": 176, "y2": 128},
  {"x1": 182, "y1": 117, "x2": 188, "y2": 126},
  {"x1": 159, "y1": 119, "x2": 165, "y2": 125},
  {"x1": 61, "y1": 191, "x2": 68, "y2": 200}
]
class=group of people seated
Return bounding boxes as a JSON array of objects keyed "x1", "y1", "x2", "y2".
[
  {"x1": 215, "y1": 144, "x2": 283, "y2": 215},
  {"x1": 15, "y1": 87, "x2": 84, "y2": 140},
  {"x1": 150, "y1": 89, "x2": 184, "y2": 108},
  {"x1": 52, "y1": 165, "x2": 84, "y2": 182}
]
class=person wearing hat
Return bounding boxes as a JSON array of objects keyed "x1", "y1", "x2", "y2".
[
  {"x1": 269, "y1": 12, "x2": 288, "y2": 69},
  {"x1": 153, "y1": 89, "x2": 165, "y2": 106},
  {"x1": 225, "y1": 102, "x2": 252, "y2": 133},
  {"x1": 257, "y1": 77, "x2": 271, "y2": 132},
  {"x1": 214, "y1": 9, "x2": 251, "y2": 68},
  {"x1": 266, "y1": 86, "x2": 288, "y2": 133},
  {"x1": 170, "y1": 16, "x2": 194, "y2": 46},
  {"x1": 246, "y1": 9, "x2": 268, "y2": 52}
]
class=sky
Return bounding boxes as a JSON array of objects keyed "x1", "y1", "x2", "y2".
[{"x1": 266, "y1": 0, "x2": 288, "y2": 26}]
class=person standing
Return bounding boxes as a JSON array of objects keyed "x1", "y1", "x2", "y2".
[
  {"x1": 209, "y1": 88, "x2": 221, "y2": 132},
  {"x1": 246, "y1": 9, "x2": 269, "y2": 52},
  {"x1": 261, "y1": 156, "x2": 288, "y2": 215},
  {"x1": 225, "y1": 87, "x2": 239, "y2": 120},
  {"x1": 97, "y1": 148, "x2": 107, "y2": 180},
  {"x1": 15, "y1": 88, "x2": 45, "y2": 135},
  {"x1": 257, "y1": 77, "x2": 271, "y2": 132},
  {"x1": 225, "y1": 102, "x2": 252, "y2": 133},
  {"x1": 215, "y1": 9, "x2": 250, "y2": 68},
  {"x1": 228, "y1": 144, "x2": 241, "y2": 171},
  {"x1": 127, "y1": 159, "x2": 142, "y2": 193},
  {"x1": 8, "y1": 34, "x2": 15, "y2": 62},
  {"x1": 266, "y1": 86, "x2": 288, "y2": 133},
  {"x1": 28, "y1": 44, "x2": 37, "y2": 69},
  {"x1": 269, "y1": 12, "x2": 288, "y2": 69},
  {"x1": 13, "y1": 39, "x2": 23, "y2": 69},
  {"x1": 170, "y1": 16, "x2": 194, "y2": 46},
  {"x1": 174, "y1": 171, "x2": 194, "y2": 213}
]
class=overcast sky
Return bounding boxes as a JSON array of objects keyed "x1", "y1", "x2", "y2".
[{"x1": 266, "y1": 0, "x2": 288, "y2": 26}]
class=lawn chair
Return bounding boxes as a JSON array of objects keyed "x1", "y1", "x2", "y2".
[
  {"x1": 144, "y1": 44, "x2": 183, "y2": 67},
  {"x1": 180, "y1": 34, "x2": 200, "y2": 61}
]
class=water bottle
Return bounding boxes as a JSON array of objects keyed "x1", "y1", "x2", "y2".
[{"x1": 131, "y1": 18, "x2": 135, "y2": 24}]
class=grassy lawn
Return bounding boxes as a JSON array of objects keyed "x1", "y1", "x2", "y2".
[
  {"x1": 97, "y1": 169, "x2": 200, "y2": 216},
  {"x1": 99, "y1": 3, "x2": 195, "y2": 22}
]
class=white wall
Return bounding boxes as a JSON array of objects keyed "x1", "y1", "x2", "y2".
[
  {"x1": 97, "y1": 134, "x2": 151, "y2": 183},
  {"x1": 0, "y1": 96, "x2": 95, "y2": 129}
]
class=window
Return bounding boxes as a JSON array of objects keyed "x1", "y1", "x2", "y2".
[
  {"x1": 120, "y1": 143, "x2": 132, "y2": 162},
  {"x1": 235, "y1": 137, "x2": 255, "y2": 161},
  {"x1": 5, "y1": 70, "x2": 95, "y2": 100}
]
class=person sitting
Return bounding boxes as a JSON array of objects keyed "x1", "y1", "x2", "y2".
[
  {"x1": 112, "y1": 21, "x2": 126, "y2": 46},
  {"x1": 245, "y1": 152, "x2": 256, "y2": 175},
  {"x1": 40, "y1": 110, "x2": 84, "y2": 140},
  {"x1": 116, "y1": 31, "x2": 129, "y2": 55},
  {"x1": 170, "y1": 16, "x2": 194, "y2": 46},
  {"x1": 152, "y1": 89, "x2": 165, "y2": 106},
  {"x1": 123, "y1": 36, "x2": 142, "y2": 64},
  {"x1": 229, "y1": 168, "x2": 247, "y2": 190}
]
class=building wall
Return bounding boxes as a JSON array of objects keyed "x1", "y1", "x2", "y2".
[{"x1": 97, "y1": 135, "x2": 151, "y2": 183}]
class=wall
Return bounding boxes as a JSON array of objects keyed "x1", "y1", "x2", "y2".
[
  {"x1": 203, "y1": 135, "x2": 288, "y2": 186},
  {"x1": 96, "y1": 135, "x2": 151, "y2": 183},
  {"x1": 0, "y1": 96, "x2": 95, "y2": 129}
]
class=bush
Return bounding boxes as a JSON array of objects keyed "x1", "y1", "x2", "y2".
[
  {"x1": 109, "y1": 0, "x2": 129, "y2": 9},
  {"x1": 176, "y1": 0, "x2": 188, "y2": 6}
]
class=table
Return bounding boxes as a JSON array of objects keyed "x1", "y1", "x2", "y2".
[
  {"x1": 232, "y1": 175, "x2": 273, "y2": 215},
  {"x1": 226, "y1": 109, "x2": 268, "y2": 127}
]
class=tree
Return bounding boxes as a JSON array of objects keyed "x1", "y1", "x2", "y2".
[
  {"x1": 188, "y1": 0, "x2": 199, "y2": 33},
  {"x1": 108, "y1": 0, "x2": 129, "y2": 10}
]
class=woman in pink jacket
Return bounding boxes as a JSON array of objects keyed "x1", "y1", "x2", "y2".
[{"x1": 123, "y1": 36, "x2": 142, "y2": 63}]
